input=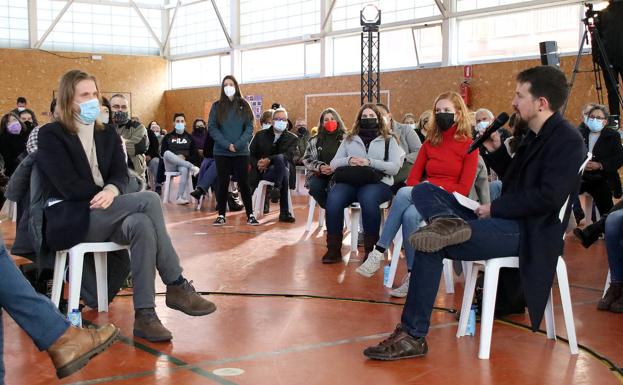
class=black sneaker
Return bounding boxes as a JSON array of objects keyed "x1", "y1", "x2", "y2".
[
  {"x1": 190, "y1": 187, "x2": 206, "y2": 200},
  {"x1": 279, "y1": 212, "x2": 296, "y2": 223},
  {"x1": 247, "y1": 215, "x2": 260, "y2": 226},
  {"x1": 363, "y1": 324, "x2": 428, "y2": 361},
  {"x1": 213, "y1": 215, "x2": 226, "y2": 226},
  {"x1": 269, "y1": 186, "x2": 280, "y2": 203}
]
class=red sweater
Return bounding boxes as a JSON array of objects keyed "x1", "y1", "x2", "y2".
[{"x1": 405, "y1": 125, "x2": 479, "y2": 196}]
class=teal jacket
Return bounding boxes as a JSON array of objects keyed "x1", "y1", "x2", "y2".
[{"x1": 208, "y1": 101, "x2": 254, "y2": 157}]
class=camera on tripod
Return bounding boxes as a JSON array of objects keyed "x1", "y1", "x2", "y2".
[{"x1": 583, "y1": 2, "x2": 600, "y2": 21}]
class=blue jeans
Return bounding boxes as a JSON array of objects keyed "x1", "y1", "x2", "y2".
[
  {"x1": 307, "y1": 175, "x2": 331, "y2": 209},
  {"x1": 377, "y1": 187, "x2": 422, "y2": 269},
  {"x1": 262, "y1": 154, "x2": 290, "y2": 213},
  {"x1": 489, "y1": 180, "x2": 503, "y2": 201},
  {"x1": 325, "y1": 182, "x2": 393, "y2": 236},
  {"x1": 197, "y1": 158, "x2": 218, "y2": 192},
  {"x1": 605, "y1": 210, "x2": 623, "y2": 283},
  {"x1": 401, "y1": 183, "x2": 520, "y2": 337},
  {"x1": 0, "y1": 239, "x2": 70, "y2": 382}
]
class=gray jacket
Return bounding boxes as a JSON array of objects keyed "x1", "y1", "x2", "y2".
[
  {"x1": 469, "y1": 155, "x2": 490, "y2": 204},
  {"x1": 330, "y1": 135, "x2": 402, "y2": 186},
  {"x1": 392, "y1": 120, "x2": 421, "y2": 164}
]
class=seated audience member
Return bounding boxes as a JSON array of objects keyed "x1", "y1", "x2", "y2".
[
  {"x1": 578, "y1": 104, "x2": 623, "y2": 216},
  {"x1": 37, "y1": 69, "x2": 216, "y2": 343},
  {"x1": 597, "y1": 209, "x2": 623, "y2": 312},
  {"x1": 249, "y1": 108, "x2": 299, "y2": 223},
  {"x1": 377, "y1": 103, "x2": 421, "y2": 190},
  {"x1": 208, "y1": 75, "x2": 257, "y2": 226},
  {"x1": 0, "y1": 113, "x2": 28, "y2": 177},
  {"x1": 111, "y1": 94, "x2": 148, "y2": 184},
  {"x1": 99, "y1": 96, "x2": 112, "y2": 124},
  {"x1": 415, "y1": 110, "x2": 432, "y2": 143},
  {"x1": 11, "y1": 96, "x2": 28, "y2": 115},
  {"x1": 362, "y1": 65, "x2": 585, "y2": 361},
  {"x1": 489, "y1": 112, "x2": 529, "y2": 201},
  {"x1": 474, "y1": 108, "x2": 494, "y2": 136},
  {"x1": 160, "y1": 113, "x2": 200, "y2": 204},
  {"x1": 18, "y1": 108, "x2": 38, "y2": 132},
  {"x1": 302, "y1": 108, "x2": 346, "y2": 209},
  {"x1": 27, "y1": 99, "x2": 59, "y2": 154},
  {"x1": 579, "y1": 102, "x2": 598, "y2": 131},
  {"x1": 0, "y1": 237, "x2": 119, "y2": 380},
  {"x1": 191, "y1": 119, "x2": 208, "y2": 157},
  {"x1": 402, "y1": 113, "x2": 416, "y2": 129},
  {"x1": 293, "y1": 117, "x2": 310, "y2": 166},
  {"x1": 574, "y1": 200, "x2": 623, "y2": 247},
  {"x1": 190, "y1": 124, "x2": 218, "y2": 200},
  {"x1": 145, "y1": 121, "x2": 162, "y2": 191},
  {"x1": 356, "y1": 92, "x2": 479, "y2": 298},
  {"x1": 260, "y1": 110, "x2": 274, "y2": 130},
  {"x1": 322, "y1": 104, "x2": 402, "y2": 263}
]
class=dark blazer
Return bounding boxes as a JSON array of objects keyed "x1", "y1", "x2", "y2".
[
  {"x1": 578, "y1": 125, "x2": 623, "y2": 193},
  {"x1": 36, "y1": 121, "x2": 128, "y2": 251},
  {"x1": 145, "y1": 128, "x2": 161, "y2": 159},
  {"x1": 484, "y1": 112, "x2": 586, "y2": 330},
  {"x1": 249, "y1": 128, "x2": 299, "y2": 190}
]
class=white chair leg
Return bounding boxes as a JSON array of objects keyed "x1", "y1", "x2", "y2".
[
  {"x1": 457, "y1": 262, "x2": 480, "y2": 337},
  {"x1": 94, "y1": 252, "x2": 109, "y2": 312},
  {"x1": 318, "y1": 207, "x2": 325, "y2": 229},
  {"x1": 604, "y1": 270, "x2": 611, "y2": 297},
  {"x1": 258, "y1": 185, "x2": 268, "y2": 218},
  {"x1": 556, "y1": 257, "x2": 579, "y2": 354},
  {"x1": 344, "y1": 208, "x2": 351, "y2": 231},
  {"x1": 67, "y1": 249, "x2": 85, "y2": 317},
  {"x1": 51, "y1": 251, "x2": 67, "y2": 308},
  {"x1": 350, "y1": 208, "x2": 360, "y2": 254},
  {"x1": 252, "y1": 186, "x2": 262, "y2": 218},
  {"x1": 443, "y1": 258, "x2": 454, "y2": 294},
  {"x1": 306, "y1": 198, "x2": 317, "y2": 232},
  {"x1": 162, "y1": 175, "x2": 172, "y2": 204},
  {"x1": 287, "y1": 189, "x2": 294, "y2": 217},
  {"x1": 196, "y1": 195, "x2": 204, "y2": 211},
  {"x1": 386, "y1": 228, "x2": 402, "y2": 288},
  {"x1": 544, "y1": 289, "x2": 556, "y2": 340},
  {"x1": 479, "y1": 262, "x2": 501, "y2": 360}
]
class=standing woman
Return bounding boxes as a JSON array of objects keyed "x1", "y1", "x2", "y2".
[
  {"x1": 208, "y1": 75, "x2": 256, "y2": 225},
  {"x1": 322, "y1": 104, "x2": 402, "y2": 263},
  {"x1": 302, "y1": 107, "x2": 346, "y2": 209}
]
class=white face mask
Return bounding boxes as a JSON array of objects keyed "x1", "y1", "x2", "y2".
[
  {"x1": 17, "y1": 107, "x2": 26, "y2": 112},
  {"x1": 99, "y1": 112, "x2": 109, "y2": 124},
  {"x1": 224, "y1": 85, "x2": 236, "y2": 98},
  {"x1": 262, "y1": 123, "x2": 272, "y2": 130},
  {"x1": 407, "y1": 123, "x2": 416, "y2": 130},
  {"x1": 273, "y1": 120, "x2": 288, "y2": 132}
]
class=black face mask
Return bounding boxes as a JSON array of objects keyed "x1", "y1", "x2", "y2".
[
  {"x1": 359, "y1": 117, "x2": 379, "y2": 131},
  {"x1": 24, "y1": 121, "x2": 35, "y2": 131},
  {"x1": 297, "y1": 126, "x2": 308, "y2": 136},
  {"x1": 435, "y1": 113, "x2": 455, "y2": 132},
  {"x1": 113, "y1": 111, "x2": 129, "y2": 125},
  {"x1": 195, "y1": 125, "x2": 206, "y2": 132}
]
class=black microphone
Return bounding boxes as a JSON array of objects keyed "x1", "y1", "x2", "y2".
[{"x1": 467, "y1": 112, "x2": 510, "y2": 154}]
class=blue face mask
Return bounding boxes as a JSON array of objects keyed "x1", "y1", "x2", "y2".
[
  {"x1": 76, "y1": 98, "x2": 100, "y2": 124},
  {"x1": 175, "y1": 122, "x2": 185, "y2": 134},
  {"x1": 476, "y1": 121, "x2": 490, "y2": 134},
  {"x1": 587, "y1": 118, "x2": 604, "y2": 133},
  {"x1": 273, "y1": 120, "x2": 288, "y2": 132}
]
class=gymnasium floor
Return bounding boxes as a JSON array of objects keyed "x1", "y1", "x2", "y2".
[{"x1": 2, "y1": 188, "x2": 622, "y2": 385}]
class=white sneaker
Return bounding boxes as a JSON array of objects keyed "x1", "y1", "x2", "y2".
[
  {"x1": 191, "y1": 166, "x2": 200, "y2": 176},
  {"x1": 389, "y1": 272, "x2": 410, "y2": 298},
  {"x1": 176, "y1": 197, "x2": 190, "y2": 205},
  {"x1": 356, "y1": 249, "x2": 384, "y2": 278}
]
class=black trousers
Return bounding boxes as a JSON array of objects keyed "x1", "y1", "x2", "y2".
[
  {"x1": 214, "y1": 155, "x2": 253, "y2": 217},
  {"x1": 580, "y1": 179, "x2": 614, "y2": 216}
]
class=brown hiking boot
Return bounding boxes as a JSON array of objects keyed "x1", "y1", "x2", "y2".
[
  {"x1": 363, "y1": 324, "x2": 428, "y2": 361},
  {"x1": 321, "y1": 234, "x2": 343, "y2": 264},
  {"x1": 166, "y1": 279, "x2": 217, "y2": 316},
  {"x1": 134, "y1": 308, "x2": 172, "y2": 342},
  {"x1": 409, "y1": 217, "x2": 472, "y2": 252},
  {"x1": 598, "y1": 282, "x2": 623, "y2": 311},
  {"x1": 48, "y1": 324, "x2": 119, "y2": 379}
]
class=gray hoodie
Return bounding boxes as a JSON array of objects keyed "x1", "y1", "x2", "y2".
[{"x1": 330, "y1": 135, "x2": 402, "y2": 186}]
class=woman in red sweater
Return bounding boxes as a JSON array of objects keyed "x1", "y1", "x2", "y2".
[{"x1": 356, "y1": 91, "x2": 479, "y2": 297}]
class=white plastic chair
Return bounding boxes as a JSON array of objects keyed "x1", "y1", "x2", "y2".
[
  {"x1": 51, "y1": 242, "x2": 129, "y2": 315},
  {"x1": 251, "y1": 180, "x2": 294, "y2": 219},
  {"x1": 295, "y1": 165, "x2": 306, "y2": 193},
  {"x1": 456, "y1": 154, "x2": 590, "y2": 360},
  {"x1": 385, "y1": 225, "x2": 456, "y2": 294},
  {"x1": 604, "y1": 270, "x2": 611, "y2": 296},
  {"x1": 162, "y1": 171, "x2": 194, "y2": 204},
  {"x1": 306, "y1": 196, "x2": 325, "y2": 232},
  {"x1": 348, "y1": 201, "x2": 389, "y2": 254}
]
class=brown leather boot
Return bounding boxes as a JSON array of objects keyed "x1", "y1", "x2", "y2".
[
  {"x1": 363, "y1": 234, "x2": 379, "y2": 262},
  {"x1": 321, "y1": 234, "x2": 343, "y2": 264},
  {"x1": 598, "y1": 282, "x2": 623, "y2": 311},
  {"x1": 409, "y1": 217, "x2": 471, "y2": 252},
  {"x1": 47, "y1": 323, "x2": 119, "y2": 379},
  {"x1": 134, "y1": 308, "x2": 172, "y2": 342},
  {"x1": 166, "y1": 279, "x2": 217, "y2": 316}
]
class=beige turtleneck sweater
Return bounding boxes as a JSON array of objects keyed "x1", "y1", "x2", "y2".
[{"x1": 74, "y1": 117, "x2": 120, "y2": 196}]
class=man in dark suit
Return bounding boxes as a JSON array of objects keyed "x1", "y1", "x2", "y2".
[{"x1": 362, "y1": 66, "x2": 586, "y2": 360}]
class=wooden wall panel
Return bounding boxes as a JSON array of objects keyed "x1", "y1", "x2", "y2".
[
  {"x1": 0, "y1": 48, "x2": 167, "y2": 125},
  {"x1": 165, "y1": 55, "x2": 602, "y2": 132}
]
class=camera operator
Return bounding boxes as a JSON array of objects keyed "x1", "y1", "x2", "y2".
[{"x1": 595, "y1": 0, "x2": 623, "y2": 118}]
